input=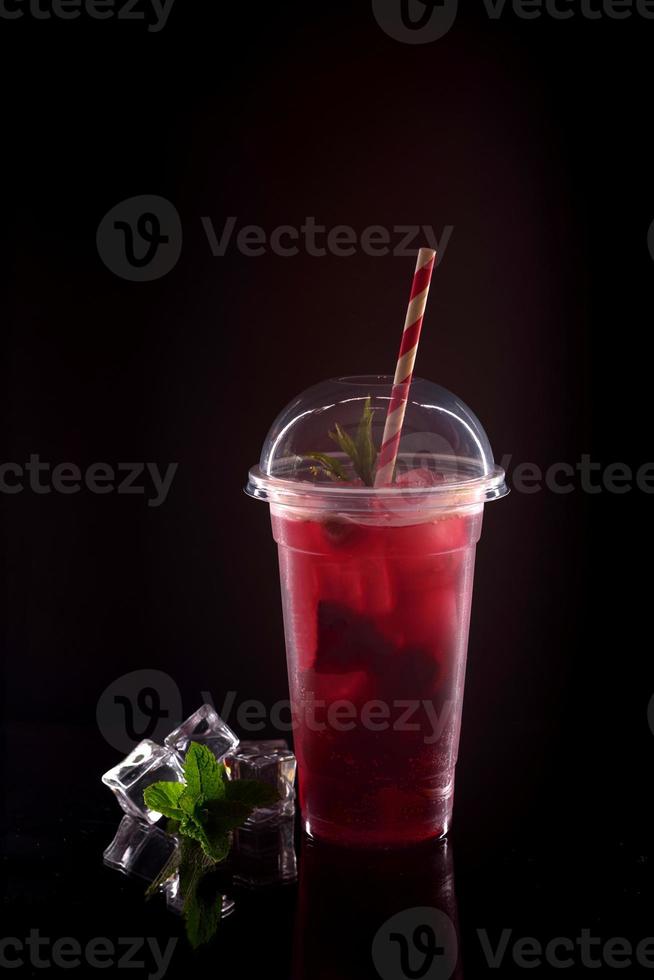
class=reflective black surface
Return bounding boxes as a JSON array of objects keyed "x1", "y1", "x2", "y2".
[{"x1": 3, "y1": 720, "x2": 653, "y2": 977}]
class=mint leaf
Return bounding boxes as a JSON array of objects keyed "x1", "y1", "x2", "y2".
[
  {"x1": 329, "y1": 422, "x2": 359, "y2": 467},
  {"x1": 303, "y1": 452, "x2": 348, "y2": 482},
  {"x1": 178, "y1": 812, "x2": 208, "y2": 847},
  {"x1": 182, "y1": 743, "x2": 224, "y2": 804},
  {"x1": 203, "y1": 798, "x2": 252, "y2": 836},
  {"x1": 224, "y1": 779, "x2": 280, "y2": 809},
  {"x1": 178, "y1": 813, "x2": 203, "y2": 842},
  {"x1": 178, "y1": 787, "x2": 200, "y2": 818},
  {"x1": 354, "y1": 396, "x2": 377, "y2": 486},
  {"x1": 143, "y1": 781, "x2": 186, "y2": 820},
  {"x1": 201, "y1": 830, "x2": 231, "y2": 864},
  {"x1": 179, "y1": 812, "x2": 231, "y2": 863},
  {"x1": 202, "y1": 782, "x2": 281, "y2": 839}
]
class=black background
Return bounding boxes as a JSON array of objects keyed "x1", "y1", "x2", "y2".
[{"x1": 2, "y1": 1, "x2": 654, "y2": 976}]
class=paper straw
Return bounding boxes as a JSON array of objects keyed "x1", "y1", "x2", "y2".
[{"x1": 374, "y1": 247, "x2": 436, "y2": 487}]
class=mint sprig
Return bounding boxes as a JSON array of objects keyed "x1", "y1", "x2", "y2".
[
  {"x1": 143, "y1": 741, "x2": 281, "y2": 949},
  {"x1": 144, "y1": 742, "x2": 279, "y2": 864},
  {"x1": 304, "y1": 396, "x2": 378, "y2": 487}
]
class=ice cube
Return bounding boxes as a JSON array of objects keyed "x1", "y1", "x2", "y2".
[
  {"x1": 233, "y1": 817, "x2": 297, "y2": 888},
  {"x1": 164, "y1": 704, "x2": 239, "y2": 763},
  {"x1": 395, "y1": 467, "x2": 445, "y2": 488},
  {"x1": 224, "y1": 740, "x2": 296, "y2": 825},
  {"x1": 102, "y1": 739, "x2": 184, "y2": 824},
  {"x1": 163, "y1": 871, "x2": 235, "y2": 919},
  {"x1": 103, "y1": 815, "x2": 179, "y2": 882}
]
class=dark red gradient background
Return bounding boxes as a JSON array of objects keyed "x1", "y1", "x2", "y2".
[{"x1": 1, "y1": 3, "x2": 653, "y2": 976}]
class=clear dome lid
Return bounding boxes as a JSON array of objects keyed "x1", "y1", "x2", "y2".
[{"x1": 246, "y1": 375, "x2": 507, "y2": 514}]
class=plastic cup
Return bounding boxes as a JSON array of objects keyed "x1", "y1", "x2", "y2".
[{"x1": 247, "y1": 376, "x2": 507, "y2": 847}]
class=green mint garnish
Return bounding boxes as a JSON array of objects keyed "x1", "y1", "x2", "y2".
[
  {"x1": 304, "y1": 452, "x2": 348, "y2": 482},
  {"x1": 181, "y1": 740, "x2": 224, "y2": 803},
  {"x1": 144, "y1": 742, "x2": 278, "y2": 863},
  {"x1": 143, "y1": 740, "x2": 280, "y2": 948},
  {"x1": 352, "y1": 395, "x2": 378, "y2": 486},
  {"x1": 142, "y1": 780, "x2": 186, "y2": 821},
  {"x1": 304, "y1": 395, "x2": 378, "y2": 487}
]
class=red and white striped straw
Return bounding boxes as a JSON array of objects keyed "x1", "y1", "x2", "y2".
[{"x1": 374, "y1": 247, "x2": 437, "y2": 487}]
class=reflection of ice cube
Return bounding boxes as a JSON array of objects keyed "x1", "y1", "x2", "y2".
[
  {"x1": 234, "y1": 817, "x2": 297, "y2": 888},
  {"x1": 102, "y1": 739, "x2": 184, "y2": 824},
  {"x1": 103, "y1": 815, "x2": 179, "y2": 882},
  {"x1": 224, "y1": 740, "x2": 296, "y2": 825},
  {"x1": 163, "y1": 872, "x2": 235, "y2": 918},
  {"x1": 164, "y1": 704, "x2": 239, "y2": 763}
]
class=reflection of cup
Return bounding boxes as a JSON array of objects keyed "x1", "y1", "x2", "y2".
[
  {"x1": 293, "y1": 838, "x2": 462, "y2": 980},
  {"x1": 247, "y1": 377, "x2": 507, "y2": 847}
]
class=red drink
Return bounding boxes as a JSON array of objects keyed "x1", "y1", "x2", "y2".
[{"x1": 272, "y1": 495, "x2": 483, "y2": 846}]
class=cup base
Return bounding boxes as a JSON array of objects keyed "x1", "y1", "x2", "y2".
[{"x1": 303, "y1": 810, "x2": 451, "y2": 849}]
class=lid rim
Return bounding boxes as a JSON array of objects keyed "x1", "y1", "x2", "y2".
[{"x1": 245, "y1": 464, "x2": 509, "y2": 506}]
